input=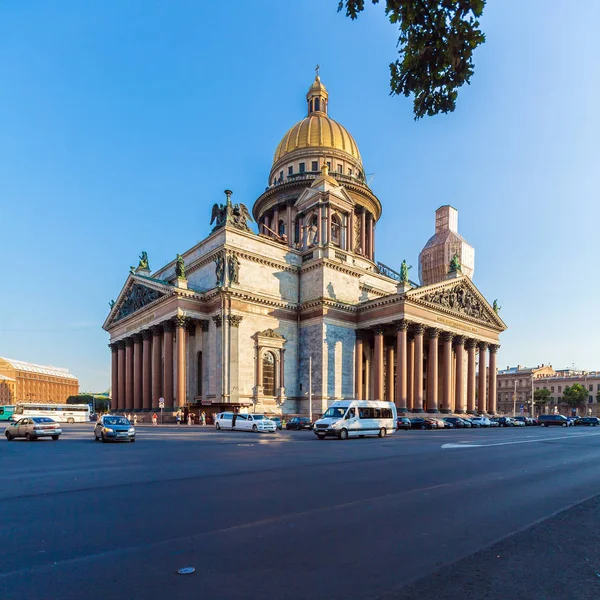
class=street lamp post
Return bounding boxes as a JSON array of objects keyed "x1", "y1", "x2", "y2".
[{"x1": 512, "y1": 380, "x2": 517, "y2": 416}]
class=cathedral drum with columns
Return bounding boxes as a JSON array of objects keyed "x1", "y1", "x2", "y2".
[{"x1": 103, "y1": 74, "x2": 506, "y2": 420}]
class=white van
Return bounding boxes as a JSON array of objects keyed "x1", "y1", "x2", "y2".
[{"x1": 313, "y1": 400, "x2": 396, "y2": 440}]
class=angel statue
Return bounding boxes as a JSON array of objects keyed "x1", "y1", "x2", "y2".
[
  {"x1": 493, "y1": 299, "x2": 501, "y2": 314},
  {"x1": 210, "y1": 189, "x2": 254, "y2": 233},
  {"x1": 400, "y1": 259, "x2": 412, "y2": 283},
  {"x1": 138, "y1": 251, "x2": 149, "y2": 271},
  {"x1": 448, "y1": 253, "x2": 462, "y2": 274},
  {"x1": 175, "y1": 254, "x2": 186, "y2": 279},
  {"x1": 109, "y1": 299, "x2": 115, "y2": 309}
]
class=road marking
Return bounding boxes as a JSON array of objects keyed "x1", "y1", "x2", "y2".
[{"x1": 442, "y1": 431, "x2": 600, "y2": 449}]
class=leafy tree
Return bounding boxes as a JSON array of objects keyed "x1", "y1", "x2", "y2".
[
  {"x1": 562, "y1": 384, "x2": 588, "y2": 409},
  {"x1": 67, "y1": 394, "x2": 110, "y2": 413},
  {"x1": 338, "y1": 0, "x2": 486, "y2": 119},
  {"x1": 534, "y1": 387, "x2": 551, "y2": 408}
]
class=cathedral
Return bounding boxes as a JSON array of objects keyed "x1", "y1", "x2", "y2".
[{"x1": 103, "y1": 74, "x2": 506, "y2": 420}]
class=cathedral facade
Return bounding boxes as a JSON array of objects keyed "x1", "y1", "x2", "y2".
[{"x1": 103, "y1": 75, "x2": 506, "y2": 419}]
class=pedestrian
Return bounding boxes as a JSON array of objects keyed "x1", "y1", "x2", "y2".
[
  {"x1": 187, "y1": 413, "x2": 192, "y2": 426},
  {"x1": 133, "y1": 414, "x2": 138, "y2": 426},
  {"x1": 201, "y1": 411, "x2": 206, "y2": 426},
  {"x1": 152, "y1": 413, "x2": 158, "y2": 426},
  {"x1": 176, "y1": 411, "x2": 181, "y2": 426}
]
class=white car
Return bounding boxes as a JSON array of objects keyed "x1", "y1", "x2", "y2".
[
  {"x1": 215, "y1": 412, "x2": 276, "y2": 433},
  {"x1": 471, "y1": 416, "x2": 491, "y2": 427}
]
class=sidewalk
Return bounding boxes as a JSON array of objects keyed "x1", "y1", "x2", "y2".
[{"x1": 383, "y1": 494, "x2": 600, "y2": 600}]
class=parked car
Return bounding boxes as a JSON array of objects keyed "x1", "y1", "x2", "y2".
[
  {"x1": 513, "y1": 416, "x2": 529, "y2": 426},
  {"x1": 286, "y1": 417, "x2": 313, "y2": 430},
  {"x1": 512, "y1": 418, "x2": 526, "y2": 427},
  {"x1": 471, "y1": 416, "x2": 491, "y2": 428},
  {"x1": 538, "y1": 414, "x2": 569, "y2": 427},
  {"x1": 94, "y1": 415, "x2": 136, "y2": 442},
  {"x1": 5, "y1": 417, "x2": 62, "y2": 441},
  {"x1": 461, "y1": 417, "x2": 474, "y2": 428},
  {"x1": 410, "y1": 418, "x2": 438, "y2": 430},
  {"x1": 444, "y1": 417, "x2": 467, "y2": 428},
  {"x1": 497, "y1": 417, "x2": 515, "y2": 427},
  {"x1": 567, "y1": 417, "x2": 578, "y2": 427},
  {"x1": 575, "y1": 417, "x2": 600, "y2": 427},
  {"x1": 397, "y1": 416, "x2": 412, "y2": 430},
  {"x1": 439, "y1": 419, "x2": 454, "y2": 428},
  {"x1": 215, "y1": 412, "x2": 277, "y2": 433},
  {"x1": 489, "y1": 418, "x2": 500, "y2": 427},
  {"x1": 267, "y1": 416, "x2": 283, "y2": 430}
]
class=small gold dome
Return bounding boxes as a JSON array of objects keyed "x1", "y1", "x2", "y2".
[{"x1": 273, "y1": 114, "x2": 362, "y2": 165}]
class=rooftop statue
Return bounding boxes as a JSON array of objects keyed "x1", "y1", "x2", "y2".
[
  {"x1": 400, "y1": 259, "x2": 412, "y2": 283},
  {"x1": 210, "y1": 189, "x2": 254, "y2": 233},
  {"x1": 138, "y1": 251, "x2": 149, "y2": 271},
  {"x1": 449, "y1": 253, "x2": 462, "y2": 274},
  {"x1": 493, "y1": 299, "x2": 501, "y2": 314},
  {"x1": 175, "y1": 254, "x2": 186, "y2": 279}
]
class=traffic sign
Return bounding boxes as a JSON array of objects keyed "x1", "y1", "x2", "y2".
[{"x1": 158, "y1": 397, "x2": 165, "y2": 409}]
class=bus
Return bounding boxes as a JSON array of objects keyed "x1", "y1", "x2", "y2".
[
  {"x1": 0, "y1": 405, "x2": 16, "y2": 422},
  {"x1": 13, "y1": 403, "x2": 91, "y2": 424}
]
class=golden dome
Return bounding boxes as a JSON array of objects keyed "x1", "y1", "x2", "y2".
[
  {"x1": 273, "y1": 114, "x2": 362, "y2": 165},
  {"x1": 272, "y1": 74, "x2": 362, "y2": 167}
]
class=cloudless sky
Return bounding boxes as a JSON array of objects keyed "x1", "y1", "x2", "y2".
[{"x1": 1, "y1": 1, "x2": 598, "y2": 391}]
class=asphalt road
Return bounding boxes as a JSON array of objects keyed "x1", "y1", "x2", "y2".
[{"x1": 2, "y1": 423, "x2": 600, "y2": 600}]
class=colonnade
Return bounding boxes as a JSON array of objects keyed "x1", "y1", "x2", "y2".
[
  {"x1": 109, "y1": 316, "x2": 197, "y2": 412},
  {"x1": 355, "y1": 320, "x2": 499, "y2": 414},
  {"x1": 260, "y1": 203, "x2": 375, "y2": 260}
]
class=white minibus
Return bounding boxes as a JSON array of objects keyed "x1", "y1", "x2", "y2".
[
  {"x1": 313, "y1": 400, "x2": 396, "y2": 440},
  {"x1": 13, "y1": 403, "x2": 91, "y2": 424}
]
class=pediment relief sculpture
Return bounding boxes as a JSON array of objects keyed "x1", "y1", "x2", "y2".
[
  {"x1": 256, "y1": 328, "x2": 285, "y2": 339},
  {"x1": 419, "y1": 283, "x2": 494, "y2": 324},
  {"x1": 115, "y1": 283, "x2": 165, "y2": 322}
]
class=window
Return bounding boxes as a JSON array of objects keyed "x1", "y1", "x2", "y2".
[
  {"x1": 590, "y1": 385, "x2": 593, "y2": 391},
  {"x1": 348, "y1": 168, "x2": 353, "y2": 176},
  {"x1": 346, "y1": 408, "x2": 355, "y2": 419},
  {"x1": 299, "y1": 163, "x2": 305, "y2": 173},
  {"x1": 326, "y1": 161, "x2": 331, "y2": 170},
  {"x1": 589, "y1": 396, "x2": 594, "y2": 404},
  {"x1": 278, "y1": 219, "x2": 285, "y2": 237},
  {"x1": 558, "y1": 386, "x2": 561, "y2": 392},
  {"x1": 337, "y1": 164, "x2": 343, "y2": 173},
  {"x1": 314, "y1": 98, "x2": 320, "y2": 111},
  {"x1": 279, "y1": 171, "x2": 283, "y2": 182},
  {"x1": 312, "y1": 161, "x2": 318, "y2": 172},
  {"x1": 359, "y1": 407, "x2": 374, "y2": 419},
  {"x1": 331, "y1": 214, "x2": 341, "y2": 247},
  {"x1": 551, "y1": 387, "x2": 554, "y2": 392},
  {"x1": 197, "y1": 352, "x2": 203, "y2": 396},
  {"x1": 288, "y1": 166, "x2": 293, "y2": 176},
  {"x1": 262, "y1": 352, "x2": 276, "y2": 396}
]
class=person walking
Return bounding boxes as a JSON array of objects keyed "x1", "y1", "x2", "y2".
[
  {"x1": 152, "y1": 413, "x2": 158, "y2": 426},
  {"x1": 187, "y1": 413, "x2": 192, "y2": 426},
  {"x1": 176, "y1": 411, "x2": 181, "y2": 426},
  {"x1": 201, "y1": 411, "x2": 206, "y2": 427},
  {"x1": 133, "y1": 414, "x2": 138, "y2": 426}
]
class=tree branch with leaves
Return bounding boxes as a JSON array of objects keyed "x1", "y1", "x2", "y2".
[{"x1": 338, "y1": 0, "x2": 486, "y2": 119}]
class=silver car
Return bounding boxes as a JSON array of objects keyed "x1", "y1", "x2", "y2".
[
  {"x1": 94, "y1": 415, "x2": 136, "y2": 443},
  {"x1": 5, "y1": 417, "x2": 62, "y2": 441}
]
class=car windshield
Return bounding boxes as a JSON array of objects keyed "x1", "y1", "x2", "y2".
[
  {"x1": 32, "y1": 417, "x2": 55, "y2": 423},
  {"x1": 104, "y1": 417, "x2": 130, "y2": 426},
  {"x1": 253, "y1": 415, "x2": 267, "y2": 420},
  {"x1": 323, "y1": 407, "x2": 346, "y2": 418}
]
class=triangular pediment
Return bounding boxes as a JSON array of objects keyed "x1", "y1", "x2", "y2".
[
  {"x1": 295, "y1": 182, "x2": 355, "y2": 213},
  {"x1": 103, "y1": 275, "x2": 172, "y2": 329},
  {"x1": 405, "y1": 276, "x2": 506, "y2": 330}
]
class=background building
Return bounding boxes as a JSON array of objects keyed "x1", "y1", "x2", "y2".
[
  {"x1": 0, "y1": 374, "x2": 16, "y2": 404},
  {"x1": 534, "y1": 371, "x2": 600, "y2": 417},
  {"x1": 496, "y1": 364, "x2": 555, "y2": 414},
  {"x1": 0, "y1": 358, "x2": 79, "y2": 403}
]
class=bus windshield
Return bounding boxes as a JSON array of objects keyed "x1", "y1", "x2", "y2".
[{"x1": 323, "y1": 407, "x2": 346, "y2": 419}]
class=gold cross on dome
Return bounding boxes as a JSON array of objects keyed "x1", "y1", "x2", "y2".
[{"x1": 315, "y1": 64, "x2": 320, "y2": 77}]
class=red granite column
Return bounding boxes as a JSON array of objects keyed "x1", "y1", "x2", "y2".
[
  {"x1": 142, "y1": 330, "x2": 152, "y2": 411},
  {"x1": 175, "y1": 316, "x2": 187, "y2": 409},
  {"x1": 385, "y1": 343, "x2": 394, "y2": 403},
  {"x1": 413, "y1": 325, "x2": 425, "y2": 412},
  {"x1": 395, "y1": 320, "x2": 408, "y2": 411},
  {"x1": 478, "y1": 342, "x2": 488, "y2": 414},
  {"x1": 355, "y1": 333, "x2": 364, "y2": 400},
  {"x1": 125, "y1": 338, "x2": 134, "y2": 411},
  {"x1": 466, "y1": 339, "x2": 477, "y2": 414},
  {"x1": 426, "y1": 328, "x2": 439, "y2": 413},
  {"x1": 133, "y1": 334, "x2": 143, "y2": 411},
  {"x1": 454, "y1": 336, "x2": 466, "y2": 413},
  {"x1": 407, "y1": 336, "x2": 414, "y2": 411},
  {"x1": 373, "y1": 328, "x2": 384, "y2": 400},
  {"x1": 117, "y1": 342, "x2": 126, "y2": 413},
  {"x1": 441, "y1": 332, "x2": 453, "y2": 413},
  {"x1": 151, "y1": 325, "x2": 163, "y2": 409},
  {"x1": 488, "y1": 345, "x2": 499, "y2": 415},
  {"x1": 110, "y1": 343, "x2": 119, "y2": 411},
  {"x1": 163, "y1": 320, "x2": 175, "y2": 410}
]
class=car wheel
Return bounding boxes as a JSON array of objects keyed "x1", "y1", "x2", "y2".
[
  {"x1": 215, "y1": 422, "x2": 221, "y2": 430},
  {"x1": 562, "y1": 423, "x2": 567, "y2": 427},
  {"x1": 25, "y1": 433, "x2": 34, "y2": 442},
  {"x1": 252, "y1": 424, "x2": 258, "y2": 432},
  {"x1": 540, "y1": 423, "x2": 545, "y2": 427},
  {"x1": 101, "y1": 433, "x2": 107, "y2": 443},
  {"x1": 94, "y1": 434, "x2": 99, "y2": 441},
  {"x1": 67, "y1": 418, "x2": 75, "y2": 424},
  {"x1": 378, "y1": 427, "x2": 386, "y2": 438},
  {"x1": 338, "y1": 428, "x2": 348, "y2": 440},
  {"x1": 52, "y1": 435, "x2": 59, "y2": 441},
  {"x1": 5, "y1": 432, "x2": 13, "y2": 441},
  {"x1": 130, "y1": 438, "x2": 135, "y2": 443},
  {"x1": 421, "y1": 425, "x2": 426, "y2": 430}
]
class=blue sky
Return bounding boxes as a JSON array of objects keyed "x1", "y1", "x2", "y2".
[{"x1": 1, "y1": 1, "x2": 598, "y2": 391}]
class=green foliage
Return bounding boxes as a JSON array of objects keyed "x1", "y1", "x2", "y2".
[
  {"x1": 338, "y1": 0, "x2": 486, "y2": 119},
  {"x1": 562, "y1": 384, "x2": 588, "y2": 408},
  {"x1": 534, "y1": 387, "x2": 551, "y2": 406}
]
